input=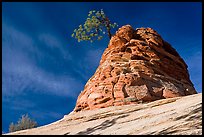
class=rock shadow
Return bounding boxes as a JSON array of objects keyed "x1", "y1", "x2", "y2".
[
  {"x1": 146, "y1": 102, "x2": 202, "y2": 135},
  {"x1": 76, "y1": 114, "x2": 129, "y2": 135}
]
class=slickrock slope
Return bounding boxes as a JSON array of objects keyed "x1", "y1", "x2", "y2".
[
  {"x1": 74, "y1": 25, "x2": 197, "y2": 112},
  {"x1": 6, "y1": 93, "x2": 202, "y2": 135}
]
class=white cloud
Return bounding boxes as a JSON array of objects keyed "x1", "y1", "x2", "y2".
[
  {"x1": 39, "y1": 33, "x2": 61, "y2": 48},
  {"x1": 185, "y1": 51, "x2": 202, "y2": 92},
  {"x1": 84, "y1": 49, "x2": 103, "y2": 67},
  {"x1": 172, "y1": 38, "x2": 202, "y2": 93},
  {"x1": 3, "y1": 53, "x2": 81, "y2": 97},
  {"x1": 2, "y1": 23, "x2": 83, "y2": 98},
  {"x1": 74, "y1": 48, "x2": 104, "y2": 81},
  {"x1": 186, "y1": 51, "x2": 202, "y2": 69},
  {"x1": 38, "y1": 33, "x2": 72, "y2": 60},
  {"x1": 3, "y1": 98, "x2": 36, "y2": 111},
  {"x1": 30, "y1": 110, "x2": 64, "y2": 121}
]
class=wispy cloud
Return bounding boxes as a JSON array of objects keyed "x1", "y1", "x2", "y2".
[
  {"x1": 185, "y1": 51, "x2": 202, "y2": 93},
  {"x1": 2, "y1": 23, "x2": 83, "y2": 98},
  {"x1": 38, "y1": 33, "x2": 71, "y2": 60},
  {"x1": 30, "y1": 110, "x2": 64, "y2": 122},
  {"x1": 3, "y1": 98, "x2": 36, "y2": 111},
  {"x1": 39, "y1": 33, "x2": 61, "y2": 48},
  {"x1": 84, "y1": 48, "x2": 104, "y2": 67},
  {"x1": 74, "y1": 48, "x2": 104, "y2": 81},
  {"x1": 175, "y1": 39, "x2": 202, "y2": 93}
]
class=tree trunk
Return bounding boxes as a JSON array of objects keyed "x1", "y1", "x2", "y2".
[
  {"x1": 105, "y1": 17, "x2": 112, "y2": 39},
  {"x1": 107, "y1": 25, "x2": 112, "y2": 39}
]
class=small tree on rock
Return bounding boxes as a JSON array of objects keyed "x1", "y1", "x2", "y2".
[
  {"x1": 8, "y1": 122, "x2": 16, "y2": 133},
  {"x1": 9, "y1": 114, "x2": 38, "y2": 133},
  {"x1": 71, "y1": 9, "x2": 118, "y2": 43}
]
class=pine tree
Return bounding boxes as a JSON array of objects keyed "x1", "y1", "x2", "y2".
[{"x1": 71, "y1": 9, "x2": 118, "y2": 43}]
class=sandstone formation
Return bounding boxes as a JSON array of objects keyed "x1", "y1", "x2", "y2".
[
  {"x1": 6, "y1": 93, "x2": 202, "y2": 135},
  {"x1": 74, "y1": 25, "x2": 197, "y2": 112}
]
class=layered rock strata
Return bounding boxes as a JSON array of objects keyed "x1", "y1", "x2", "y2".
[{"x1": 74, "y1": 25, "x2": 197, "y2": 112}]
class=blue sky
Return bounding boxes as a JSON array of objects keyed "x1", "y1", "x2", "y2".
[{"x1": 2, "y1": 2, "x2": 202, "y2": 133}]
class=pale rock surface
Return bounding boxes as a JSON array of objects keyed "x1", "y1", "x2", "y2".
[{"x1": 6, "y1": 93, "x2": 202, "y2": 135}]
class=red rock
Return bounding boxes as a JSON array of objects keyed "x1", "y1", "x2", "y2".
[
  {"x1": 73, "y1": 25, "x2": 197, "y2": 112},
  {"x1": 135, "y1": 85, "x2": 152, "y2": 101}
]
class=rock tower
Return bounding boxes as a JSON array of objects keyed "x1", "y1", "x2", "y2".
[{"x1": 74, "y1": 25, "x2": 197, "y2": 112}]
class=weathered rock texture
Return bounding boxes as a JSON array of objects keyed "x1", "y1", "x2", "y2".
[
  {"x1": 6, "y1": 93, "x2": 202, "y2": 135},
  {"x1": 74, "y1": 25, "x2": 197, "y2": 112}
]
